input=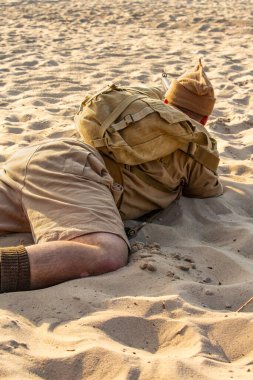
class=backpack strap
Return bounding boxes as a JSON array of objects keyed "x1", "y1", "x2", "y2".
[
  {"x1": 93, "y1": 94, "x2": 147, "y2": 148},
  {"x1": 101, "y1": 153, "x2": 124, "y2": 208},
  {"x1": 101, "y1": 153, "x2": 123, "y2": 186},
  {"x1": 111, "y1": 106, "x2": 154, "y2": 132},
  {"x1": 180, "y1": 143, "x2": 219, "y2": 172}
]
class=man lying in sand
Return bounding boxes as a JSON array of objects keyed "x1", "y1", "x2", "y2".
[
  {"x1": 75, "y1": 60, "x2": 223, "y2": 221},
  {"x1": 0, "y1": 61, "x2": 222, "y2": 293}
]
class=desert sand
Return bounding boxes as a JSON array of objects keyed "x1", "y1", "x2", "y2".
[{"x1": 0, "y1": 0, "x2": 253, "y2": 379}]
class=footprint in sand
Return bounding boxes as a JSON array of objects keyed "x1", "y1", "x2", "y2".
[{"x1": 96, "y1": 315, "x2": 201, "y2": 356}]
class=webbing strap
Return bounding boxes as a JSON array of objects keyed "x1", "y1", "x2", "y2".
[
  {"x1": 111, "y1": 106, "x2": 155, "y2": 132},
  {"x1": 180, "y1": 144, "x2": 219, "y2": 172},
  {"x1": 130, "y1": 166, "x2": 178, "y2": 193},
  {"x1": 101, "y1": 153, "x2": 123, "y2": 186},
  {"x1": 93, "y1": 138, "x2": 108, "y2": 148},
  {"x1": 100, "y1": 94, "x2": 147, "y2": 136},
  {"x1": 194, "y1": 145, "x2": 219, "y2": 172}
]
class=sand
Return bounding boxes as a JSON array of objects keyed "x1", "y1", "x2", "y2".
[{"x1": 0, "y1": 0, "x2": 253, "y2": 379}]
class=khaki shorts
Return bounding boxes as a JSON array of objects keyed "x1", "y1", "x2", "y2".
[{"x1": 0, "y1": 138, "x2": 128, "y2": 246}]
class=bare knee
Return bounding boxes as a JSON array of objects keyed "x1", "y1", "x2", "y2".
[
  {"x1": 101, "y1": 247, "x2": 128, "y2": 273},
  {"x1": 89, "y1": 235, "x2": 128, "y2": 275},
  {"x1": 93, "y1": 235, "x2": 129, "y2": 275},
  {"x1": 72, "y1": 232, "x2": 129, "y2": 275}
]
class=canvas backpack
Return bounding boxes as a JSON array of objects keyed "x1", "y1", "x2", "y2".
[{"x1": 74, "y1": 83, "x2": 220, "y2": 186}]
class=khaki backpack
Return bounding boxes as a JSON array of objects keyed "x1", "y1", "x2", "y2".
[{"x1": 74, "y1": 84, "x2": 219, "y2": 185}]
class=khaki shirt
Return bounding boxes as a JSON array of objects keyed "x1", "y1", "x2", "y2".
[{"x1": 118, "y1": 149, "x2": 223, "y2": 220}]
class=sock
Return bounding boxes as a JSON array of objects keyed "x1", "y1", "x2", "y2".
[{"x1": 0, "y1": 246, "x2": 30, "y2": 293}]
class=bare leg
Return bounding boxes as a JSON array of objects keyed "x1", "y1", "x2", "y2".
[{"x1": 27, "y1": 233, "x2": 128, "y2": 290}]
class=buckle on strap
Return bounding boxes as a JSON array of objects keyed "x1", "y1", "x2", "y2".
[{"x1": 124, "y1": 114, "x2": 135, "y2": 125}]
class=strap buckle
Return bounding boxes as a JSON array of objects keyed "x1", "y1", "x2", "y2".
[
  {"x1": 125, "y1": 222, "x2": 147, "y2": 239},
  {"x1": 124, "y1": 114, "x2": 134, "y2": 126}
]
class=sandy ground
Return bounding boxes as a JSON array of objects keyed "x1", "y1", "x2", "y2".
[{"x1": 0, "y1": 0, "x2": 253, "y2": 379}]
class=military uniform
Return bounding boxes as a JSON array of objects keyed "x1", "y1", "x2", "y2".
[
  {"x1": 117, "y1": 59, "x2": 223, "y2": 219},
  {"x1": 118, "y1": 149, "x2": 222, "y2": 220}
]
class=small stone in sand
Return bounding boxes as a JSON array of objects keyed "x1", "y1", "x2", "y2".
[
  {"x1": 147, "y1": 263, "x2": 157, "y2": 272},
  {"x1": 139, "y1": 262, "x2": 148, "y2": 270},
  {"x1": 183, "y1": 255, "x2": 194, "y2": 263},
  {"x1": 203, "y1": 277, "x2": 212, "y2": 283},
  {"x1": 172, "y1": 253, "x2": 181, "y2": 260},
  {"x1": 131, "y1": 246, "x2": 139, "y2": 253},
  {"x1": 177, "y1": 265, "x2": 190, "y2": 271},
  {"x1": 131, "y1": 241, "x2": 145, "y2": 253}
]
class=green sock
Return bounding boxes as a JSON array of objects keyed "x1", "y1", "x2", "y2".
[{"x1": 0, "y1": 246, "x2": 30, "y2": 293}]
